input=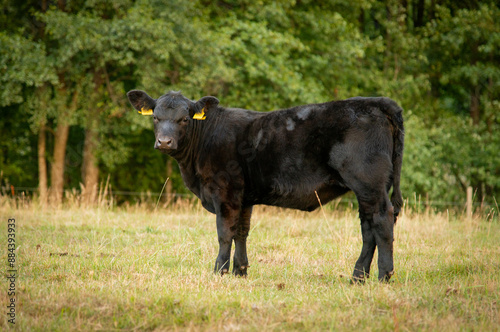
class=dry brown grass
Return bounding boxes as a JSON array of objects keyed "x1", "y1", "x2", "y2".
[{"x1": 0, "y1": 196, "x2": 499, "y2": 331}]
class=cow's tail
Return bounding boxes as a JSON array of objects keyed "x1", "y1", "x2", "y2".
[{"x1": 380, "y1": 98, "x2": 405, "y2": 221}]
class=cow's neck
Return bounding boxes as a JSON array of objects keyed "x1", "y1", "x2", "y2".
[{"x1": 171, "y1": 115, "x2": 215, "y2": 178}]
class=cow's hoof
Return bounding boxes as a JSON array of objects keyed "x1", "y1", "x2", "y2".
[
  {"x1": 214, "y1": 262, "x2": 230, "y2": 275},
  {"x1": 351, "y1": 275, "x2": 367, "y2": 284},
  {"x1": 352, "y1": 270, "x2": 369, "y2": 284},
  {"x1": 378, "y1": 270, "x2": 394, "y2": 282},
  {"x1": 233, "y1": 265, "x2": 249, "y2": 277},
  {"x1": 214, "y1": 268, "x2": 229, "y2": 276}
]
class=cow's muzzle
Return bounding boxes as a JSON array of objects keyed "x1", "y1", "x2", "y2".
[{"x1": 155, "y1": 137, "x2": 177, "y2": 150}]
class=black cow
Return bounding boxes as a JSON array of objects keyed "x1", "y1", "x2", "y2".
[{"x1": 127, "y1": 90, "x2": 404, "y2": 282}]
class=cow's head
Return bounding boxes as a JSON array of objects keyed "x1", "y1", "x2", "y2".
[{"x1": 127, "y1": 90, "x2": 219, "y2": 154}]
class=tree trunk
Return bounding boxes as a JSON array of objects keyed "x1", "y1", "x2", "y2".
[
  {"x1": 38, "y1": 125, "x2": 48, "y2": 204},
  {"x1": 82, "y1": 70, "x2": 105, "y2": 206},
  {"x1": 401, "y1": 0, "x2": 408, "y2": 28},
  {"x1": 58, "y1": 0, "x2": 66, "y2": 11},
  {"x1": 470, "y1": 86, "x2": 480, "y2": 125},
  {"x1": 429, "y1": 0, "x2": 436, "y2": 21},
  {"x1": 469, "y1": 42, "x2": 480, "y2": 126},
  {"x1": 486, "y1": 76, "x2": 494, "y2": 133},
  {"x1": 358, "y1": 8, "x2": 364, "y2": 34},
  {"x1": 415, "y1": 0, "x2": 425, "y2": 27},
  {"x1": 50, "y1": 122, "x2": 69, "y2": 205},
  {"x1": 49, "y1": 87, "x2": 78, "y2": 205},
  {"x1": 82, "y1": 120, "x2": 100, "y2": 205}
]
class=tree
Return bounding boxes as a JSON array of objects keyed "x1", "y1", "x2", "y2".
[
  {"x1": 425, "y1": 4, "x2": 500, "y2": 123},
  {"x1": 422, "y1": 3, "x2": 500, "y2": 201},
  {"x1": 35, "y1": 0, "x2": 217, "y2": 204},
  {"x1": 0, "y1": 27, "x2": 57, "y2": 200}
]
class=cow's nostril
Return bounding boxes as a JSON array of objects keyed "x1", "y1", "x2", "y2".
[{"x1": 157, "y1": 138, "x2": 173, "y2": 148}]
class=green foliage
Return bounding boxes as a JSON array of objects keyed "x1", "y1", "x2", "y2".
[
  {"x1": 0, "y1": 32, "x2": 56, "y2": 106},
  {"x1": 402, "y1": 113, "x2": 499, "y2": 203},
  {"x1": 1, "y1": 0, "x2": 499, "y2": 206},
  {"x1": 424, "y1": 3, "x2": 500, "y2": 118}
]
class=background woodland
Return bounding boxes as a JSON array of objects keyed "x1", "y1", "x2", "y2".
[{"x1": 1, "y1": 0, "x2": 498, "y2": 207}]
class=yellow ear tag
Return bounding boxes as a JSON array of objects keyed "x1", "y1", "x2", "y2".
[
  {"x1": 139, "y1": 107, "x2": 153, "y2": 116},
  {"x1": 193, "y1": 107, "x2": 206, "y2": 120}
]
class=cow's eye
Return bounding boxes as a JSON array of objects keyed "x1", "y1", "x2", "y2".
[
  {"x1": 153, "y1": 115, "x2": 157, "y2": 121},
  {"x1": 182, "y1": 116, "x2": 189, "y2": 122}
]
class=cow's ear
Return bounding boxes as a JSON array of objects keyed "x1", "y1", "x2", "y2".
[
  {"x1": 189, "y1": 96, "x2": 220, "y2": 120},
  {"x1": 127, "y1": 90, "x2": 156, "y2": 115}
]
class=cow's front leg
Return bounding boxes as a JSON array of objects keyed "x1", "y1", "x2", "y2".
[
  {"x1": 233, "y1": 206, "x2": 252, "y2": 277},
  {"x1": 214, "y1": 203, "x2": 239, "y2": 275}
]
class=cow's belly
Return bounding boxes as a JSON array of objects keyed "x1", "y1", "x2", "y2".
[
  {"x1": 249, "y1": 180, "x2": 350, "y2": 211},
  {"x1": 274, "y1": 186, "x2": 349, "y2": 211}
]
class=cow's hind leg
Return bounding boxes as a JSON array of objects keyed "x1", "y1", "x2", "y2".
[
  {"x1": 353, "y1": 209, "x2": 377, "y2": 282},
  {"x1": 354, "y1": 193, "x2": 394, "y2": 282},
  {"x1": 233, "y1": 206, "x2": 252, "y2": 277},
  {"x1": 336, "y1": 149, "x2": 395, "y2": 281},
  {"x1": 372, "y1": 195, "x2": 395, "y2": 281}
]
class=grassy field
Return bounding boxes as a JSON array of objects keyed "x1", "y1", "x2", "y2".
[{"x1": 1, "y1": 198, "x2": 499, "y2": 331}]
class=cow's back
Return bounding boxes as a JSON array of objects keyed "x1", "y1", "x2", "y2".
[{"x1": 240, "y1": 99, "x2": 396, "y2": 210}]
